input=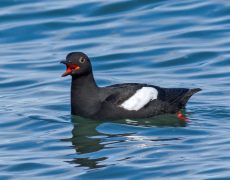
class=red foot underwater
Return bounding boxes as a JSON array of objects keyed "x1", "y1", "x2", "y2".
[{"x1": 177, "y1": 111, "x2": 189, "y2": 122}]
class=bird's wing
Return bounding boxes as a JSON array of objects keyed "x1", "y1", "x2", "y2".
[
  {"x1": 102, "y1": 83, "x2": 144, "y2": 105},
  {"x1": 158, "y1": 88, "x2": 189, "y2": 103},
  {"x1": 157, "y1": 87, "x2": 201, "y2": 108},
  {"x1": 101, "y1": 83, "x2": 200, "y2": 113},
  {"x1": 102, "y1": 83, "x2": 160, "y2": 111}
]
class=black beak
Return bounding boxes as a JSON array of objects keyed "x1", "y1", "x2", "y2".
[{"x1": 60, "y1": 60, "x2": 68, "y2": 64}]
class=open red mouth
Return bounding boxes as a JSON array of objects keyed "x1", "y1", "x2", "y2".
[{"x1": 62, "y1": 64, "x2": 80, "y2": 77}]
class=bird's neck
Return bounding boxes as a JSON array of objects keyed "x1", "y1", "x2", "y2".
[
  {"x1": 71, "y1": 72, "x2": 98, "y2": 90},
  {"x1": 71, "y1": 72, "x2": 99, "y2": 115}
]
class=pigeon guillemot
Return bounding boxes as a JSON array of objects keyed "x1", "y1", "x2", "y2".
[{"x1": 61, "y1": 52, "x2": 201, "y2": 121}]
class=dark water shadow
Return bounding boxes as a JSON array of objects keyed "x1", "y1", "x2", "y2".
[
  {"x1": 65, "y1": 113, "x2": 187, "y2": 169},
  {"x1": 116, "y1": 113, "x2": 187, "y2": 128}
]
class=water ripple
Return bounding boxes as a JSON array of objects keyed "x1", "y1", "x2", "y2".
[{"x1": 0, "y1": 0, "x2": 230, "y2": 179}]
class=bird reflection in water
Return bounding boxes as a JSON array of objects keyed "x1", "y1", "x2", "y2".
[{"x1": 65, "y1": 113, "x2": 187, "y2": 169}]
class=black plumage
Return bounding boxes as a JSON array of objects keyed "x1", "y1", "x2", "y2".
[{"x1": 61, "y1": 52, "x2": 201, "y2": 120}]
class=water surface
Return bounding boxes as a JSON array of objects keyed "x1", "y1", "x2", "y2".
[{"x1": 0, "y1": 0, "x2": 230, "y2": 179}]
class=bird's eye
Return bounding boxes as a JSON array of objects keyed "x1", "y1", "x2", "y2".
[{"x1": 79, "y1": 57, "x2": 85, "y2": 63}]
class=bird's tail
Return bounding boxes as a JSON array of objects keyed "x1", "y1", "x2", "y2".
[{"x1": 180, "y1": 88, "x2": 202, "y2": 108}]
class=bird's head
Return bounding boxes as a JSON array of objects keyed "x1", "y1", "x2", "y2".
[{"x1": 61, "y1": 52, "x2": 92, "y2": 77}]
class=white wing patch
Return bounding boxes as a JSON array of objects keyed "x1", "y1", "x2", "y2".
[{"x1": 120, "y1": 87, "x2": 158, "y2": 111}]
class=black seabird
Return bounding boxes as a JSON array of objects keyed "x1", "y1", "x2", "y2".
[{"x1": 61, "y1": 52, "x2": 201, "y2": 121}]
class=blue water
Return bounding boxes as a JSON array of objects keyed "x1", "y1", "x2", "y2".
[{"x1": 0, "y1": 0, "x2": 230, "y2": 179}]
